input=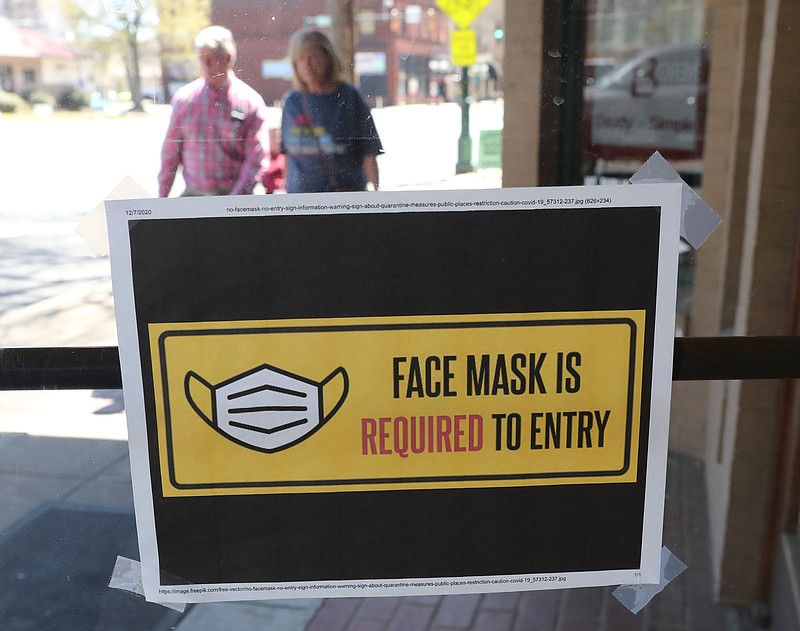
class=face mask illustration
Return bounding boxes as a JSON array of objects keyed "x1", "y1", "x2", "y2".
[{"x1": 184, "y1": 364, "x2": 349, "y2": 453}]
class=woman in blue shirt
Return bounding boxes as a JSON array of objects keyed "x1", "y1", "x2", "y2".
[{"x1": 281, "y1": 29, "x2": 383, "y2": 193}]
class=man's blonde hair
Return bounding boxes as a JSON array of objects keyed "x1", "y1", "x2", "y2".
[{"x1": 195, "y1": 25, "x2": 237, "y2": 63}]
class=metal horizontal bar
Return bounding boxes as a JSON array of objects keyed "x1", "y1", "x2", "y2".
[
  {"x1": 0, "y1": 346, "x2": 122, "y2": 391},
  {"x1": 672, "y1": 336, "x2": 800, "y2": 381},
  {"x1": 1, "y1": 337, "x2": 799, "y2": 391}
]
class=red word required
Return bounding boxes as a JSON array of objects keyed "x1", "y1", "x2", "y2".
[{"x1": 362, "y1": 414, "x2": 484, "y2": 458}]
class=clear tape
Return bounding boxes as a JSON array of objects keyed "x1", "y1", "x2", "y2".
[
  {"x1": 76, "y1": 176, "x2": 153, "y2": 256},
  {"x1": 103, "y1": 0, "x2": 147, "y2": 13},
  {"x1": 108, "y1": 555, "x2": 187, "y2": 613},
  {"x1": 612, "y1": 546, "x2": 687, "y2": 614},
  {"x1": 630, "y1": 151, "x2": 721, "y2": 249}
]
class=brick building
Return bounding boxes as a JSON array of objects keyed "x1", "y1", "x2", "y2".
[{"x1": 211, "y1": 0, "x2": 451, "y2": 106}]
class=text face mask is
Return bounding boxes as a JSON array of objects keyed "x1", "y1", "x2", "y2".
[{"x1": 185, "y1": 364, "x2": 349, "y2": 453}]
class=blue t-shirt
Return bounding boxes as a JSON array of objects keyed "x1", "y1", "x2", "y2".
[{"x1": 281, "y1": 83, "x2": 383, "y2": 193}]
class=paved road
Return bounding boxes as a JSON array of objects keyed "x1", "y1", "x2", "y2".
[
  {"x1": 0, "y1": 100, "x2": 502, "y2": 437},
  {"x1": 0, "y1": 100, "x2": 503, "y2": 347}
]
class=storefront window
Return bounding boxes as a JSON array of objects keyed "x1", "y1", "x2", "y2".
[
  {"x1": 582, "y1": 0, "x2": 709, "y2": 181},
  {"x1": 358, "y1": 9, "x2": 377, "y2": 35}
]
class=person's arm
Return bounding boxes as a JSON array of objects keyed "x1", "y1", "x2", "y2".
[
  {"x1": 351, "y1": 86, "x2": 382, "y2": 191},
  {"x1": 363, "y1": 153, "x2": 379, "y2": 191},
  {"x1": 231, "y1": 99, "x2": 269, "y2": 195}
]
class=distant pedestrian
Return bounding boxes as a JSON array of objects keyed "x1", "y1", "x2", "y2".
[
  {"x1": 281, "y1": 29, "x2": 383, "y2": 193},
  {"x1": 261, "y1": 128, "x2": 286, "y2": 194},
  {"x1": 158, "y1": 25, "x2": 269, "y2": 197},
  {"x1": 487, "y1": 64, "x2": 498, "y2": 98}
]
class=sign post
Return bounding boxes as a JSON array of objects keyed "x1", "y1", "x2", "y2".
[
  {"x1": 436, "y1": 0, "x2": 495, "y2": 174},
  {"x1": 456, "y1": 65, "x2": 472, "y2": 173},
  {"x1": 450, "y1": 29, "x2": 477, "y2": 173}
]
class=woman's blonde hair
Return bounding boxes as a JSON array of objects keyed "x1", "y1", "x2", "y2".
[{"x1": 288, "y1": 29, "x2": 343, "y2": 91}]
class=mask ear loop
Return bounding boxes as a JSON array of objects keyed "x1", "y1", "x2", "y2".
[
  {"x1": 185, "y1": 370, "x2": 216, "y2": 428},
  {"x1": 320, "y1": 366, "x2": 349, "y2": 422}
]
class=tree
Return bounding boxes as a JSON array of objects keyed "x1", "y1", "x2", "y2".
[
  {"x1": 153, "y1": 0, "x2": 210, "y2": 101},
  {"x1": 122, "y1": 7, "x2": 145, "y2": 110},
  {"x1": 55, "y1": 0, "x2": 209, "y2": 109},
  {"x1": 328, "y1": 0, "x2": 356, "y2": 84}
]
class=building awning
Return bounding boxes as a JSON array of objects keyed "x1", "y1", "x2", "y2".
[{"x1": 0, "y1": 17, "x2": 86, "y2": 60}]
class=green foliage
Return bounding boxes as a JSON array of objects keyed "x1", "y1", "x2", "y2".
[
  {"x1": 56, "y1": 87, "x2": 90, "y2": 111},
  {"x1": 156, "y1": 0, "x2": 211, "y2": 57},
  {"x1": 54, "y1": 0, "x2": 211, "y2": 106},
  {"x1": 55, "y1": 0, "x2": 210, "y2": 61},
  {"x1": 21, "y1": 89, "x2": 56, "y2": 106},
  {"x1": 0, "y1": 90, "x2": 29, "y2": 113}
]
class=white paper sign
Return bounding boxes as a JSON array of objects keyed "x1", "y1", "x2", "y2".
[{"x1": 106, "y1": 185, "x2": 681, "y2": 603}]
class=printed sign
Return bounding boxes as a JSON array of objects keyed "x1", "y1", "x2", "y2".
[
  {"x1": 584, "y1": 42, "x2": 709, "y2": 161},
  {"x1": 355, "y1": 51, "x2": 387, "y2": 75},
  {"x1": 153, "y1": 311, "x2": 643, "y2": 496},
  {"x1": 478, "y1": 129, "x2": 502, "y2": 168},
  {"x1": 436, "y1": 0, "x2": 493, "y2": 29},
  {"x1": 107, "y1": 185, "x2": 682, "y2": 603},
  {"x1": 450, "y1": 29, "x2": 477, "y2": 67},
  {"x1": 261, "y1": 59, "x2": 293, "y2": 79}
]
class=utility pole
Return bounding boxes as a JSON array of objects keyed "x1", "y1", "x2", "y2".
[
  {"x1": 328, "y1": 0, "x2": 356, "y2": 83},
  {"x1": 436, "y1": 1, "x2": 493, "y2": 175},
  {"x1": 456, "y1": 66, "x2": 473, "y2": 173}
]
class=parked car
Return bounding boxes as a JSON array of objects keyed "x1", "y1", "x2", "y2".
[
  {"x1": 584, "y1": 57, "x2": 617, "y2": 86},
  {"x1": 141, "y1": 87, "x2": 164, "y2": 103},
  {"x1": 583, "y1": 42, "x2": 711, "y2": 162}
]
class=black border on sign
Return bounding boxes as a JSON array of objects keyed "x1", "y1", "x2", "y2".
[{"x1": 158, "y1": 315, "x2": 639, "y2": 491}]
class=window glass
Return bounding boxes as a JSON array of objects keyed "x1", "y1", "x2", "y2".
[
  {"x1": 1, "y1": 0, "x2": 795, "y2": 628},
  {"x1": 583, "y1": 0, "x2": 708, "y2": 175},
  {"x1": 359, "y1": 9, "x2": 377, "y2": 35},
  {"x1": 0, "y1": 63, "x2": 13, "y2": 90}
]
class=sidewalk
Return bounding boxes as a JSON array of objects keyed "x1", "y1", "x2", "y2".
[
  {"x1": 0, "y1": 169, "x2": 758, "y2": 630},
  {"x1": 304, "y1": 452, "x2": 732, "y2": 630},
  {"x1": 0, "y1": 430, "x2": 744, "y2": 630},
  {"x1": 0, "y1": 169, "x2": 502, "y2": 440},
  {"x1": 166, "y1": 453, "x2": 758, "y2": 631}
]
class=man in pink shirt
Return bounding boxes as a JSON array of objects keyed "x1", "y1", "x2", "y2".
[{"x1": 158, "y1": 25, "x2": 268, "y2": 197}]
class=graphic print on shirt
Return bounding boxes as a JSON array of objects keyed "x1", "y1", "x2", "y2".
[{"x1": 289, "y1": 112, "x2": 346, "y2": 156}]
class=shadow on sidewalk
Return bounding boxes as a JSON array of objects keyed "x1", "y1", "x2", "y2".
[{"x1": 0, "y1": 426, "x2": 763, "y2": 630}]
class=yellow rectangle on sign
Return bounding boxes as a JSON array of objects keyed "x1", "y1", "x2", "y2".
[
  {"x1": 451, "y1": 29, "x2": 477, "y2": 67},
  {"x1": 150, "y1": 311, "x2": 645, "y2": 496}
]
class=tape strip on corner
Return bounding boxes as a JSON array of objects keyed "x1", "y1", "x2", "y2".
[
  {"x1": 630, "y1": 151, "x2": 722, "y2": 249},
  {"x1": 75, "y1": 176, "x2": 154, "y2": 256},
  {"x1": 612, "y1": 546, "x2": 687, "y2": 614},
  {"x1": 108, "y1": 555, "x2": 187, "y2": 613}
]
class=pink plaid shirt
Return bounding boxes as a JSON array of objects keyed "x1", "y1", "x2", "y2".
[{"x1": 158, "y1": 73, "x2": 268, "y2": 197}]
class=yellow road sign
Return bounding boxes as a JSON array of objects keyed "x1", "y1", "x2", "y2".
[
  {"x1": 436, "y1": 0, "x2": 493, "y2": 29},
  {"x1": 451, "y1": 29, "x2": 477, "y2": 67}
]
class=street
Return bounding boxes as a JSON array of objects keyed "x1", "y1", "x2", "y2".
[{"x1": 0, "y1": 100, "x2": 503, "y2": 347}]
